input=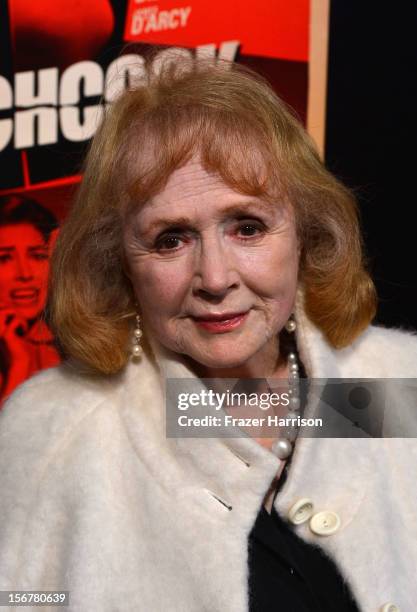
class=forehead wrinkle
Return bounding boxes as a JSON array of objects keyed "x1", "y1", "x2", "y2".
[
  {"x1": 151, "y1": 159, "x2": 276, "y2": 207},
  {"x1": 159, "y1": 167, "x2": 226, "y2": 201}
]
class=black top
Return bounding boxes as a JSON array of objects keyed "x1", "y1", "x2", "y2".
[{"x1": 247, "y1": 461, "x2": 361, "y2": 612}]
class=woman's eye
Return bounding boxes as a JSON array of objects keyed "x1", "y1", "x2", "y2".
[
  {"x1": 155, "y1": 234, "x2": 184, "y2": 251},
  {"x1": 31, "y1": 252, "x2": 49, "y2": 261},
  {"x1": 0, "y1": 254, "x2": 12, "y2": 263},
  {"x1": 235, "y1": 222, "x2": 265, "y2": 238}
]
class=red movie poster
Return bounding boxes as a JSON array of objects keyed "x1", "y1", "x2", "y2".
[{"x1": 0, "y1": 0, "x2": 311, "y2": 403}]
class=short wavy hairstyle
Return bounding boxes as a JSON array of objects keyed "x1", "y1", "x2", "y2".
[{"x1": 49, "y1": 56, "x2": 377, "y2": 374}]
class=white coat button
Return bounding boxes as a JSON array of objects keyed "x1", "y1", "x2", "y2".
[
  {"x1": 309, "y1": 511, "x2": 341, "y2": 535},
  {"x1": 288, "y1": 498, "x2": 314, "y2": 525},
  {"x1": 381, "y1": 604, "x2": 400, "y2": 612}
]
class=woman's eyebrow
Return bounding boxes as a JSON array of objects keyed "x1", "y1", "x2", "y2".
[
  {"x1": 219, "y1": 201, "x2": 275, "y2": 217},
  {"x1": 143, "y1": 216, "x2": 194, "y2": 235},
  {"x1": 28, "y1": 245, "x2": 49, "y2": 251},
  {"x1": 142, "y1": 201, "x2": 275, "y2": 235}
]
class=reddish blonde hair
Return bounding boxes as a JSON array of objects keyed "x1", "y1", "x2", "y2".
[{"x1": 49, "y1": 57, "x2": 376, "y2": 374}]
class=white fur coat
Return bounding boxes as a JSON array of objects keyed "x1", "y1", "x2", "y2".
[{"x1": 0, "y1": 303, "x2": 416, "y2": 612}]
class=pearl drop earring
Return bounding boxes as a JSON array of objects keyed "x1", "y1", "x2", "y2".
[
  {"x1": 132, "y1": 313, "x2": 143, "y2": 359},
  {"x1": 285, "y1": 314, "x2": 296, "y2": 333}
]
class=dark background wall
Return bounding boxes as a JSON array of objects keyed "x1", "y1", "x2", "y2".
[{"x1": 326, "y1": 1, "x2": 417, "y2": 331}]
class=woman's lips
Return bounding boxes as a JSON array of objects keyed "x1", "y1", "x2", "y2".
[
  {"x1": 192, "y1": 312, "x2": 249, "y2": 333},
  {"x1": 10, "y1": 288, "x2": 40, "y2": 303}
]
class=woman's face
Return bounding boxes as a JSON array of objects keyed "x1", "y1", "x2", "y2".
[
  {"x1": 123, "y1": 159, "x2": 300, "y2": 376},
  {"x1": 0, "y1": 223, "x2": 50, "y2": 320}
]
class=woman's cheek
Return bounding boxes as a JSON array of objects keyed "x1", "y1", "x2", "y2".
[
  {"x1": 238, "y1": 247, "x2": 296, "y2": 292},
  {"x1": 135, "y1": 259, "x2": 192, "y2": 312},
  {"x1": 38, "y1": 261, "x2": 50, "y2": 284},
  {"x1": 0, "y1": 264, "x2": 15, "y2": 285}
]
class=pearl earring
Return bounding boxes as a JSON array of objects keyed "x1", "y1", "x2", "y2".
[
  {"x1": 285, "y1": 315, "x2": 296, "y2": 333},
  {"x1": 132, "y1": 313, "x2": 143, "y2": 359}
]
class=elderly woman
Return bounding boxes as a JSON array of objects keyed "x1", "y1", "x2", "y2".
[{"x1": 0, "y1": 58, "x2": 416, "y2": 612}]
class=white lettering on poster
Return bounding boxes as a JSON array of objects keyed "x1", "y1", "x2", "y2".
[
  {"x1": 0, "y1": 43, "x2": 240, "y2": 151},
  {"x1": 0, "y1": 76, "x2": 13, "y2": 150},
  {"x1": 131, "y1": 6, "x2": 192, "y2": 35}
]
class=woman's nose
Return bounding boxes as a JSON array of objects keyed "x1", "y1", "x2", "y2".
[
  {"x1": 194, "y1": 235, "x2": 238, "y2": 297},
  {"x1": 15, "y1": 252, "x2": 33, "y2": 281}
]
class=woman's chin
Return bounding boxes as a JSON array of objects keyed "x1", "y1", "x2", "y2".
[
  {"x1": 13, "y1": 304, "x2": 42, "y2": 320},
  {"x1": 186, "y1": 346, "x2": 257, "y2": 373}
]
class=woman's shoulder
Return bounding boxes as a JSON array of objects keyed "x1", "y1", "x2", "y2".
[
  {"x1": 301, "y1": 312, "x2": 417, "y2": 378},
  {"x1": 0, "y1": 353, "x2": 160, "y2": 446},
  {"x1": 336, "y1": 323, "x2": 417, "y2": 378},
  {"x1": 0, "y1": 362, "x2": 124, "y2": 457},
  {"x1": 2, "y1": 361, "x2": 120, "y2": 414}
]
